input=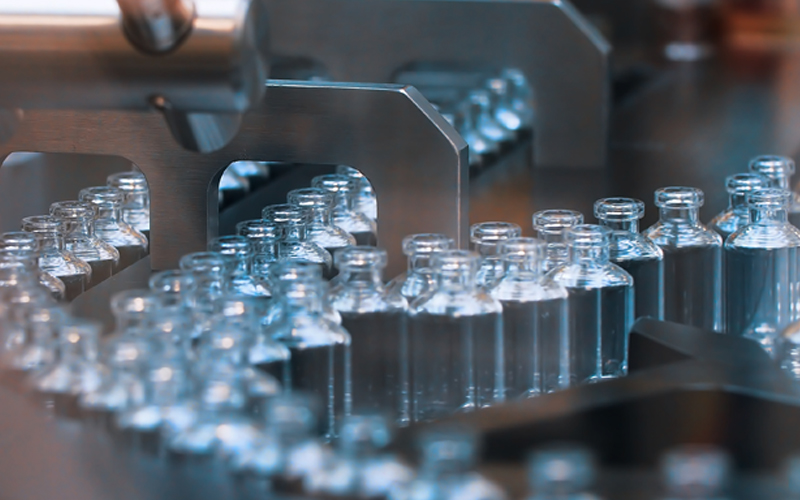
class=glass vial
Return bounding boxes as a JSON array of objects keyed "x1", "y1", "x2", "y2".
[
  {"x1": 470, "y1": 221, "x2": 522, "y2": 289},
  {"x1": 287, "y1": 187, "x2": 356, "y2": 267},
  {"x1": 546, "y1": 225, "x2": 634, "y2": 383},
  {"x1": 527, "y1": 445, "x2": 598, "y2": 500},
  {"x1": 410, "y1": 250, "x2": 503, "y2": 422},
  {"x1": 209, "y1": 235, "x2": 270, "y2": 300},
  {"x1": 709, "y1": 173, "x2": 770, "y2": 240},
  {"x1": 312, "y1": 174, "x2": 378, "y2": 246},
  {"x1": 643, "y1": 187, "x2": 723, "y2": 332},
  {"x1": 236, "y1": 219, "x2": 280, "y2": 298},
  {"x1": 107, "y1": 171, "x2": 150, "y2": 240},
  {"x1": 386, "y1": 233, "x2": 455, "y2": 304},
  {"x1": 263, "y1": 278, "x2": 351, "y2": 440},
  {"x1": 21, "y1": 215, "x2": 92, "y2": 301},
  {"x1": 336, "y1": 165, "x2": 378, "y2": 223},
  {"x1": 79, "y1": 186, "x2": 149, "y2": 272},
  {"x1": 50, "y1": 201, "x2": 119, "y2": 290},
  {"x1": 724, "y1": 189, "x2": 800, "y2": 349},
  {"x1": 328, "y1": 247, "x2": 409, "y2": 423},
  {"x1": 533, "y1": 210, "x2": 584, "y2": 274},
  {"x1": 0, "y1": 232, "x2": 65, "y2": 301},
  {"x1": 262, "y1": 203, "x2": 333, "y2": 279},
  {"x1": 595, "y1": 198, "x2": 664, "y2": 320},
  {"x1": 749, "y1": 155, "x2": 800, "y2": 228},
  {"x1": 490, "y1": 238, "x2": 569, "y2": 399}
]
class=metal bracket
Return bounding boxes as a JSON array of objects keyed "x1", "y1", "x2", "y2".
[
  {"x1": 266, "y1": 0, "x2": 611, "y2": 169},
  {"x1": 0, "y1": 80, "x2": 468, "y2": 277}
]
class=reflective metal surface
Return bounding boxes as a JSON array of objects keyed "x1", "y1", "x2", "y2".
[
  {"x1": 266, "y1": 0, "x2": 611, "y2": 169},
  {"x1": 117, "y1": 0, "x2": 195, "y2": 54},
  {"x1": 0, "y1": 0, "x2": 269, "y2": 151},
  {"x1": 0, "y1": 81, "x2": 468, "y2": 277}
]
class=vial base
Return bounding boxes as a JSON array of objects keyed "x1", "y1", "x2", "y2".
[
  {"x1": 340, "y1": 311, "x2": 408, "y2": 423},
  {"x1": 500, "y1": 298, "x2": 569, "y2": 399},
  {"x1": 617, "y1": 257, "x2": 664, "y2": 320}
]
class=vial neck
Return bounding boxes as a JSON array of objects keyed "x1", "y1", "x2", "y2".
[
  {"x1": 599, "y1": 219, "x2": 638, "y2": 233},
  {"x1": 504, "y1": 257, "x2": 541, "y2": 280},
  {"x1": 570, "y1": 245, "x2": 610, "y2": 265},
  {"x1": 284, "y1": 293, "x2": 324, "y2": 315},
  {"x1": 283, "y1": 225, "x2": 306, "y2": 242},
  {"x1": 339, "y1": 267, "x2": 383, "y2": 288},
  {"x1": 333, "y1": 192, "x2": 351, "y2": 212},
  {"x1": 124, "y1": 192, "x2": 149, "y2": 210},
  {"x1": 229, "y1": 255, "x2": 250, "y2": 277},
  {"x1": 730, "y1": 193, "x2": 749, "y2": 214},
  {"x1": 63, "y1": 219, "x2": 95, "y2": 240},
  {"x1": 309, "y1": 207, "x2": 332, "y2": 226},
  {"x1": 94, "y1": 205, "x2": 123, "y2": 224},
  {"x1": 750, "y1": 206, "x2": 788, "y2": 224},
  {"x1": 409, "y1": 254, "x2": 434, "y2": 273},
  {"x1": 474, "y1": 241, "x2": 501, "y2": 257},
  {"x1": 438, "y1": 271, "x2": 477, "y2": 292},
  {"x1": 37, "y1": 233, "x2": 63, "y2": 254},
  {"x1": 659, "y1": 207, "x2": 700, "y2": 224}
]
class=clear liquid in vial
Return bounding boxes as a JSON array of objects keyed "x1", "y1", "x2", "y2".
[
  {"x1": 115, "y1": 245, "x2": 146, "y2": 273},
  {"x1": 725, "y1": 246, "x2": 799, "y2": 347},
  {"x1": 340, "y1": 311, "x2": 408, "y2": 423},
  {"x1": 59, "y1": 274, "x2": 86, "y2": 301},
  {"x1": 86, "y1": 259, "x2": 114, "y2": 290},
  {"x1": 410, "y1": 312, "x2": 502, "y2": 423},
  {"x1": 500, "y1": 298, "x2": 569, "y2": 399},
  {"x1": 283, "y1": 344, "x2": 350, "y2": 439},
  {"x1": 566, "y1": 285, "x2": 631, "y2": 384},
  {"x1": 662, "y1": 245, "x2": 722, "y2": 331},
  {"x1": 617, "y1": 257, "x2": 663, "y2": 320}
]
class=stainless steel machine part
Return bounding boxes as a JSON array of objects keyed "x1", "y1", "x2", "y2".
[
  {"x1": 266, "y1": 0, "x2": 611, "y2": 169},
  {"x1": 0, "y1": 81, "x2": 468, "y2": 278},
  {"x1": 0, "y1": 0, "x2": 269, "y2": 152}
]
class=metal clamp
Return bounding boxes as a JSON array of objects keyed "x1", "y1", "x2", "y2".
[{"x1": 266, "y1": 0, "x2": 611, "y2": 169}]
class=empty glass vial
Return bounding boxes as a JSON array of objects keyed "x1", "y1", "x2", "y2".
[
  {"x1": 262, "y1": 203, "x2": 333, "y2": 278},
  {"x1": 470, "y1": 221, "x2": 523, "y2": 289},
  {"x1": 749, "y1": 155, "x2": 800, "y2": 228},
  {"x1": 306, "y1": 414, "x2": 414, "y2": 497},
  {"x1": 595, "y1": 198, "x2": 665, "y2": 320},
  {"x1": 179, "y1": 251, "x2": 230, "y2": 338},
  {"x1": 410, "y1": 250, "x2": 503, "y2": 422},
  {"x1": 546, "y1": 225, "x2": 634, "y2": 383},
  {"x1": 209, "y1": 235, "x2": 270, "y2": 300},
  {"x1": 0, "y1": 304, "x2": 66, "y2": 390},
  {"x1": 0, "y1": 232, "x2": 65, "y2": 301},
  {"x1": 236, "y1": 219, "x2": 281, "y2": 298},
  {"x1": 148, "y1": 270, "x2": 201, "y2": 342},
  {"x1": 263, "y1": 261, "x2": 342, "y2": 328},
  {"x1": 337, "y1": 165, "x2": 378, "y2": 223},
  {"x1": 264, "y1": 279, "x2": 351, "y2": 440},
  {"x1": 533, "y1": 210, "x2": 584, "y2": 274},
  {"x1": 724, "y1": 189, "x2": 800, "y2": 349},
  {"x1": 709, "y1": 173, "x2": 770, "y2": 240},
  {"x1": 107, "y1": 171, "x2": 150, "y2": 240},
  {"x1": 526, "y1": 445, "x2": 598, "y2": 500},
  {"x1": 79, "y1": 186, "x2": 148, "y2": 272},
  {"x1": 490, "y1": 238, "x2": 569, "y2": 399},
  {"x1": 328, "y1": 247, "x2": 409, "y2": 423},
  {"x1": 287, "y1": 187, "x2": 356, "y2": 269},
  {"x1": 50, "y1": 201, "x2": 120, "y2": 290},
  {"x1": 21, "y1": 215, "x2": 92, "y2": 301},
  {"x1": 643, "y1": 187, "x2": 723, "y2": 332},
  {"x1": 660, "y1": 445, "x2": 731, "y2": 500},
  {"x1": 31, "y1": 319, "x2": 106, "y2": 419},
  {"x1": 312, "y1": 174, "x2": 378, "y2": 246},
  {"x1": 386, "y1": 233, "x2": 455, "y2": 304}
]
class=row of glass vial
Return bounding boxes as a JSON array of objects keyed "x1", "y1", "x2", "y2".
[{"x1": 11, "y1": 169, "x2": 151, "y2": 302}]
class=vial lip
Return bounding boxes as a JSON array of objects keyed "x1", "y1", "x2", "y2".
[
  {"x1": 401, "y1": 233, "x2": 454, "y2": 256},
  {"x1": 179, "y1": 251, "x2": 229, "y2": 275},
  {"x1": 334, "y1": 246, "x2": 387, "y2": 269},
  {"x1": 566, "y1": 224, "x2": 610, "y2": 247},
  {"x1": 532, "y1": 210, "x2": 584, "y2": 234},
  {"x1": 148, "y1": 270, "x2": 195, "y2": 294},
  {"x1": 208, "y1": 235, "x2": 252, "y2": 257},
  {"x1": 79, "y1": 186, "x2": 125, "y2": 206},
  {"x1": 110, "y1": 288, "x2": 160, "y2": 317},
  {"x1": 470, "y1": 222, "x2": 523, "y2": 244},
  {"x1": 499, "y1": 237, "x2": 544, "y2": 257},
  {"x1": 312, "y1": 173, "x2": 353, "y2": 193},
  {"x1": 21, "y1": 215, "x2": 64, "y2": 233},
  {"x1": 749, "y1": 155, "x2": 796, "y2": 179},
  {"x1": 236, "y1": 219, "x2": 281, "y2": 241},
  {"x1": 593, "y1": 198, "x2": 645, "y2": 221},
  {"x1": 747, "y1": 187, "x2": 791, "y2": 209},
  {"x1": 661, "y1": 445, "x2": 731, "y2": 495},
  {"x1": 527, "y1": 444, "x2": 596, "y2": 493},
  {"x1": 49, "y1": 200, "x2": 95, "y2": 221},
  {"x1": 261, "y1": 203, "x2": 309, "y2": 225},
  {"x1": 287, "y1": 187, "x2": 334, "y2": 209},
  {"x1": 431, "y1": 250, "x2": 480, "y2": 275},
  {"x1": 725, "y1": 173, "x2": 770, "y2": 195},
  {"x1": 107, "y1": 171, "x2": 148, "y2": 192},
  {"x1": 654, "y1": 187, "x2": 704, "y2": 209}
]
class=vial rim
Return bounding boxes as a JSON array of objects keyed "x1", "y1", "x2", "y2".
[
  {"x1": 593, "y1": 198, "x2": 645, "y2": 221},
  {"x1": 654, "y1": 187, "x2": 704, "y2": 209},
  {"x1": 532, "y1": 209, "x2": 584, "y2": 234}
]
